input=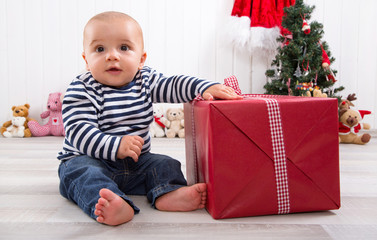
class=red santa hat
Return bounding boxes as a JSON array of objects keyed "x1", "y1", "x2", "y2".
[
  {"x1": 358, "y1": 110, "x2": 372, "y2": 119},
  {"x1": 226, "y1": 0, "x2": 296, "y2": 52}
]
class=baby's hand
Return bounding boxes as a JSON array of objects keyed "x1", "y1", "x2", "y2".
[
  {"x1": 202, "y1": 84, "x2": 243, "y2": 101},
  {"x1": 117, "y1": 135, "x2": 144, "y2": 162}
]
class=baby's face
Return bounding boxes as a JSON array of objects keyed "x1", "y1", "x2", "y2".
[{"x1": 82, "y1": 17, "x2": 146, "y2": 88}]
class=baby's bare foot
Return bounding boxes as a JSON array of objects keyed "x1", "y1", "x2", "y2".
[
  {"x1": 94, "y1": 188, "x2": 134, "y2": 226},
  {"x1": 155, "y1": 183, "x2": 207, "y2": 211}
]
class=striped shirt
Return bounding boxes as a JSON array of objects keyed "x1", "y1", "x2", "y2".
[{"x1": 57, "y1": 66, "x2": 218, "y2": 161}]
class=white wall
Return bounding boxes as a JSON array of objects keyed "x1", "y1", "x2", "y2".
[{"x1": 1, "y1": 0, "x2": 376, "y2": 128}]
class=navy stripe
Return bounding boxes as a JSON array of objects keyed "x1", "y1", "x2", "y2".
[
  {"x1": 91, "y1": 132, "x2": 104, "y2": 158},
  {"x1": 107, "y1": 137, "x2": 116, "y2": 160}
]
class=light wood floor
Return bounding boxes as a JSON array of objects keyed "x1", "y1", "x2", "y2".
[{"x1": 0, "y1": 134, "x2": 376, "y2": 240}]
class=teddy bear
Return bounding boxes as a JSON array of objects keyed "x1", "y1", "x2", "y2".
[
  {"x1": 162, "y1": 108, "x2": 185, "y2": 138},
  {"x1": 312, "y1": 88, "x2": 327, "y2": 98},
  {"x1": 2, "y1": 116, "x2": 26, "y2": 138},
  {"x1": 1, "y1": 104, "x2": 33, "y2": 137},
  {"x1": 28, "y1": 92, "x2": 65, "y2": 137},
  {"x1": 303, "y1": 88, "x2": 327, "y2": 98},
  {"x1": 339, "y1": 108, "x2": 371, "y2": 144},
  {"x1": 150, "y1": 104, "x2": 166, "y2": 138}
]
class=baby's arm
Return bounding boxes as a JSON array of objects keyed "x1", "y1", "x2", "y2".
[
  {"x1": 117, "y1": 135, "x2": 144, "y2": 162},
  {"x1": 202, "y1": 84, "x2": 243, "y2": 101},
  {"x1": 147, "y1": 67, "x2": 241, "y2": 103}
]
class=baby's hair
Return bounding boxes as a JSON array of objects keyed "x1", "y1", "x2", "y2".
[
  {"x1": 83, "y1": 11, "x2": 144, "y2": 48},
  {"x1": 88, "y1": 11, "x2": 135, "y2": 24}
]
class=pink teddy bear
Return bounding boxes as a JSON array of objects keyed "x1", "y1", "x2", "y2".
[{"x1": 28, "y1": 92, "x2": 65, "y2": 136}]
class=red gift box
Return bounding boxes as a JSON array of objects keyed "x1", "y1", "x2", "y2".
[{"x1": 184, "y1": 94, "x2": 340, "y2": 219}]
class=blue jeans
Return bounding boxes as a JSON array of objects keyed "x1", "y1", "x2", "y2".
[{"x1": 58, "y1": 152, "x2": 187, "y2": 220}]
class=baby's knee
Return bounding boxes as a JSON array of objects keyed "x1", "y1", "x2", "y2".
[{"x1": 157, "y1": 157, "x2": 182, "y2": 170}]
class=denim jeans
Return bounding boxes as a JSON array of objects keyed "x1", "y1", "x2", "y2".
[{"x1": 58, "y1": 152, "x2": 187, "y2": 220}]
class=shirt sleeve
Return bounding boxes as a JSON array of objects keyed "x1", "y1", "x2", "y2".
[
  {"x1": 146, "y1": 67, "x2": 219, "y2": 103},
  {"x1": 62, "y1": 79, "x2": 121, "y2": 162}
]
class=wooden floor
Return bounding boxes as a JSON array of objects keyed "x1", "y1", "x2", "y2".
[{"x1": 0, "y1": 134, "x2": 377, "y2": 240}]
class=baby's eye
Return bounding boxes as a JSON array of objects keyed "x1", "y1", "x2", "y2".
[
  {"x1": 96, "y1": 46, "x2": 105, "y2": 52},
  {"x1": 120, "y1": 45, "x2": 129, "y2": 51}
]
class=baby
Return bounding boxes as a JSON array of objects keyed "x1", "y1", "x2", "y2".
[{"x1": 58, "y1": 11, "x2": 241, "y2": 226}]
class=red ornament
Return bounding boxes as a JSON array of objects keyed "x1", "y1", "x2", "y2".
[
  {"x1": 302, "y1": 19, "x2": 310, "y2": 34},
  {"x1": 326, "y1": 74, "x2": 337, "y2": 83}
]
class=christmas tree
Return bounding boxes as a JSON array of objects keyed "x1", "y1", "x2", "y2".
[{"x1": 264, "y1": 0, "x2": 344, "y2": 98}]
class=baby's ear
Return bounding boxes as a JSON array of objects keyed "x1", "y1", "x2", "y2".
[
  {"x1": 138, "y1": 52, "x2": 147, "y2": 70},
  {"x1": 82, "y1": 52, "x2": 90, "y2": 71}
]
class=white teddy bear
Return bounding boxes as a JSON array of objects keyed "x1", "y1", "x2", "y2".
[
  {"x1": 150, "y1": 104, "x2": 166, "y2": 138},
  {"x1": 162, "y1": 108, "x2": 185, "y2": 138},
  {"x1": 3, "y1": 116, "x2": 26, "y2": 138}
]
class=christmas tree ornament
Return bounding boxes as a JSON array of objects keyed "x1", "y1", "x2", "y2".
[
  {"x1": 320, "y1": 42, "x2": 330, "y2": 68},
  {"x1": 313, "y1": 72, "x2": 318, "y2": 86},
  {"x1": 302, "y1": 60, "x2": 310, "y2": 76},
  {"x1": 301, "y1": 17, "x2": 311, "y2": 34},
  {"x1": 326, "y1": 69, "x2": 337, "y2": 83},
  {"x1": 274, "y1": 66, "x2": 281, "y2": 78},
  {"x1": 287, "y1": 78, "x2": 292, "y2": 95},
  {"x1": 276, "y1": 60, "x2": 283, "y2": 78},
  {"x1": 320, "y1": 43, "x2": 336, "y2": 83},
  {"x1": 281, "y1": 28, "x2": 293, "y2": 47},
  {"x1": 295, "y1": 81, "x2": 314, "y2": 91},
  {"x1": 294, "y1": 63, "x2": 302, "y2": 77},
  {"x1": 302, "y1": 45, "x2": 307, "y2": 56}
]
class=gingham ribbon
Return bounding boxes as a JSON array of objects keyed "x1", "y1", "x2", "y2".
[
  {"x1": 224, "y1": 76, "x2": 290, "y2": 214},
  {"x1": 263, "y1": 98, "x2": 290, "y2": 214},
  {"x1": 224, "y1": 75, "x2": 242, "y2": 95}
]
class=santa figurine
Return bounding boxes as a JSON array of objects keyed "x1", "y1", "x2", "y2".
[
  {"x1": 320, "y1": 42, "x2": 337, "y2": 83},
  {"x1": 302, "y1": 19, "x2": 311, "y2": 34},
  {"x1": 321, "y1": 43, "x2": 331, "y2": 68}
]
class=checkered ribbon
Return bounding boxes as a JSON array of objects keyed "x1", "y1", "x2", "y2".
[
  {"x1": 224, "y1": 76, "x2": 291, "y2": 214},
  {"x1": 263, "y1": 98, "x2": 290, "y2": 214},
  {"x1": 224, "y1": 75, "x2": 242, "y2": 95}
]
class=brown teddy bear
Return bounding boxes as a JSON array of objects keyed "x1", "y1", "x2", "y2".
[
  {"x1": 303, "y1": 88, "x2": 327, "y2": 98},
  {"x1": 312, "y1": 88, "x2": 327, "y2": 98},
  {"x1": 1, "y1": 104, "x2": 33, "y2": 137},
  {"x1": 339, "y1": 108, "x2": 371, "y2": 144},
  {"x1": 162, "y1": 108, "x2": 185, "y2": 138}
]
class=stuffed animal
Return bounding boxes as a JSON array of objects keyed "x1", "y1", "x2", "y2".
[
  {"x1": 150, "y1": 104, "x2": 166, "y2": 138},
  {"x1": 312, "y1": 88, "x2": 327, "y2": 98},
  {"x1": 28, "y1": 92, "x2": 65, "y2": 137},
  {"x1": 162, "y1": 108, "x2": 185, "y2": 138},
  {"x1": 339, "y1": 93, "x2": 357, "y2": 111},
  {"x1": 339, "y1": 108, "x2": 371, "y2": 144},
  {"x1": 303, "y1": 88, "x2": 327, "y2": 98},
  {"x1": 1, "y1": 104, "x2": 33, "y2": 137},
  {"x1": 2, "y1": 117, "x2": 26, "y2": 138}
]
